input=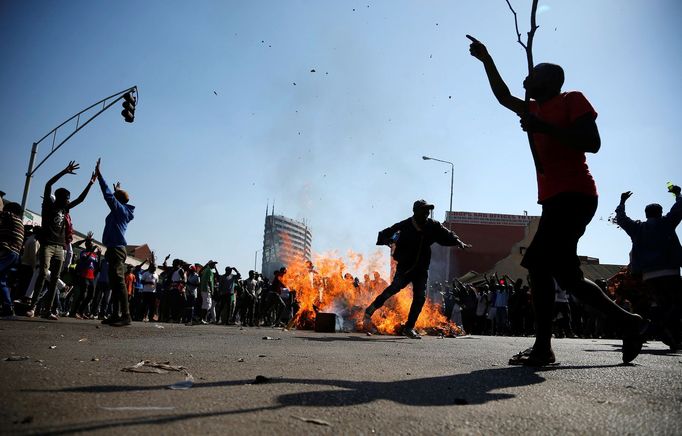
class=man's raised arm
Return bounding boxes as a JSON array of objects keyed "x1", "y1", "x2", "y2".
[
  {"x1": 67, "y1": 171, "x2": 96, "y2": 210},
  {"x1": 467, "y1": 35, "x2": 526, "y2": 115},
  {"x1": 44, "y1": 161, "x2": 80, "y2": 202}
]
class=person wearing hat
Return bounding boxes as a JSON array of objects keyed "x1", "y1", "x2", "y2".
[
  {"x1": 364, "y1": 199, "x2": 471, "y2": 339},
  {"x1": 185, "y1": 264, "x2": 200, "y2": 325}
]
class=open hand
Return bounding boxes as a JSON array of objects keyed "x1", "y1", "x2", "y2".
[
  {"x1": 89, "y1": 171, "x2": 96, "y2": 184},
  {"x1": 466, "y1": 35, "x2": 489, "y2": 62},
  {"x1": 620, "y1": 191, "x2": 633, "y2": 204},
  {"x1": 668, "y1": 185, "x2": 681, "y2": 196},
  {"x1": 94, "y1": 158, "x2": 101, "y2": 177},
  {"x1": 64, "y1": 161, "x2": 79, "y2": 174}
]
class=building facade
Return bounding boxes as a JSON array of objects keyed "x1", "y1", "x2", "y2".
[
  {"x1": 261, "y1": 208, "x2": 312, "y2": 279},
  {"x1": 430, "y1": 210, "x2": 538, "y2": 285}
]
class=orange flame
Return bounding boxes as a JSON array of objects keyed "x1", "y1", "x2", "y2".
[{"x1": 280, "y1": 249, "x2": 463, "y2": 337}]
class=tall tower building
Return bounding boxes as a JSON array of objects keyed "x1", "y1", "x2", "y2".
[{"x1": 261, "y1": 205, "x2": 312, "y2": 279}]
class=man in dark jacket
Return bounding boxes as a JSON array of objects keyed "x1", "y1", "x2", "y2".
[
  {"x1": 616, "y1": 185, "x2": 682, "y2": 349},
  {"x1": 94, "y1": 159, "x2": 135, "y2": 327},
  {"x1": 364, "y1": 200, "x2": 470, "y2": 339}
]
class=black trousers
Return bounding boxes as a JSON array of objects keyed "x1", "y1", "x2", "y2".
[
  {"x1": 370, "y1": 269, "x2": 428, "y2": 329},
  {"x1": 105, "y1": 247, "x2": 129, "y2": 319}
]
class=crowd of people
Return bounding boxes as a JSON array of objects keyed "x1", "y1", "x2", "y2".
[
  {"x1": 0, "y1": 162, "x2": 679, "y2": 355},
  {"x1": 0, "y1": 229, "x2": 307, "y2": 328},
  {"x1": 433, "y1": 273, "x2": 658, "y2": 342}
]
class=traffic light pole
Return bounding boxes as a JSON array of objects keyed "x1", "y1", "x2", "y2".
[{"x1": 20, "y1": 85, "x2": 137, "y2": 213}]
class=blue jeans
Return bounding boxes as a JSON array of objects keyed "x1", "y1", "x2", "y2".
[{"x1": 0, "y1": 251, "x2": 20, "y2": 314}]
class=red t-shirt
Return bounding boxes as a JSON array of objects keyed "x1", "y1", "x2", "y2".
[
  {"x1": 125, "y1": 273, "x2": 135, "y2": 296},
  {"x1": 529, "y1": 91, "x2": 598, "y2": 203}
]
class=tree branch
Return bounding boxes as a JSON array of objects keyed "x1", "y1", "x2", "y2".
[
  {"x1": 505, "y1": 0, "x2": 543, "y2": 173},
  {"x1": 505, "y1": 0, "x2": 527, "y2": 50}
]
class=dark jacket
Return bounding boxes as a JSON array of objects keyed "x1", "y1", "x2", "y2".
[
  {"x1": 377, "y1": 217, "x2": 463, "y2": 273},
  {"x1": 615, "y1": 195, "x2": 682, "y2": 275}
]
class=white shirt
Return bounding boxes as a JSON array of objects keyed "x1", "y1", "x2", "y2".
[{"x1": 141, "y1": 271, "x2": 158, "y2": 293}]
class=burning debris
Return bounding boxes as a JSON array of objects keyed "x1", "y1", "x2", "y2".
[{"x1": 279, "y1": 250, "x2": 463, "y2": 337}]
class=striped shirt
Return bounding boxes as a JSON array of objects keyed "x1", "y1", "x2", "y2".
[{"x1": 0, "y1": 211, "x2": 25, "y2": 255}]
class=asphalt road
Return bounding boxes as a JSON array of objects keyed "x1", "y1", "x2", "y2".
[{"x1": 1, "y1": 318, "x2": 681, "y2": 435}]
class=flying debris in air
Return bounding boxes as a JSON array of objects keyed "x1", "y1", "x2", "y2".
[
  {"x1": 213, "y1": 91, "x2": 218, "y2": 95},
  {"x1": 310, "y1": 69, "x2": 316, "y2": 73}
]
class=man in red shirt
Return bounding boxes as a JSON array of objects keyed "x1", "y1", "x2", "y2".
[{"x1": 468, "y1": 36, "x2": 646, "y2": 365}]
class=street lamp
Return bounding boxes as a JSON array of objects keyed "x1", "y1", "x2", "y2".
[
  {"x1": 422, "y1": 156, "x2": 454, "y2": 218},
  {"x1": 422, "y1": 155, "x2": 455, "y2": 286}
]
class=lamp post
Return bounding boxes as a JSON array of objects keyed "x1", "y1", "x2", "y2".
[
  {"x1": 422, "y1": 156, "x2": 453, "y2": 217},
  {"x1": 20, "y1": 86, "x2": 138, "y2": 213},
  {"x1": 422, "y1": 155, "x2": 454, "y2": 286}
]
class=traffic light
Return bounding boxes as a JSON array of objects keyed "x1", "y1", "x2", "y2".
[{"x1": 121, "y1": 91, "x2": 136, "y2": 123}]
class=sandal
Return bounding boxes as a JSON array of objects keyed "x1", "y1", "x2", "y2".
[{"x1": 509, "y1": 347, "x2": 556, "y2": 366}]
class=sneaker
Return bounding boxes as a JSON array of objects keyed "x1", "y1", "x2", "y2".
[
  {"x1": 75, "y1": 313, "x2": 84, "y2": 320},
  {"x1": 25, "y1": 308, "x2": 35, "y2": 318},
  {"x1": 42, "y1": 313, "x2": 58, "y2": 321},
  {"x1": 101, "y1": 317, "x2": 118, "y2": 325},
  {"x1": 110, "y1": 317, "x2": 132, "y2": 327},
  {"x1": 403, "y1": 327, "x2": 422, "y2": 339},
  {"x1": 1, "y1": 308, "x2": 17, "y2": 320}
]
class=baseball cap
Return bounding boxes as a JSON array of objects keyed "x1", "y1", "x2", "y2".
[{"x1": 413, "y1": 199, "x2": 434, "y2": 212}]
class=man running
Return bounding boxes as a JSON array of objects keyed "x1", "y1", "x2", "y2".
[
  {"x1": 467, "y1": 35, "x2": 646, "y2": 365},
  {"x1": 364, "y1": 200, "x2": 470, "y2": 339}
]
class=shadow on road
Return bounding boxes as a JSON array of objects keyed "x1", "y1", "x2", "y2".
[
  {"x1": 583, "y1": 344, "x2": 681, "y2": 357},
  {"x1": 23, "y1": 366, "x2": 547, "y2": 435},
  {"x1": 21, "y1": 363, "x2": 628, "y2": 435}
]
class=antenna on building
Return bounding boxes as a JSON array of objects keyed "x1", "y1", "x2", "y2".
[{"x1": 272, "y1": 200, "x2": 275, "y2": 216}]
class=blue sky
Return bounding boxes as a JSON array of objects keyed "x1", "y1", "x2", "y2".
[{"x1": 1, "y1": 0, "x2": 680, "y2": 274}]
